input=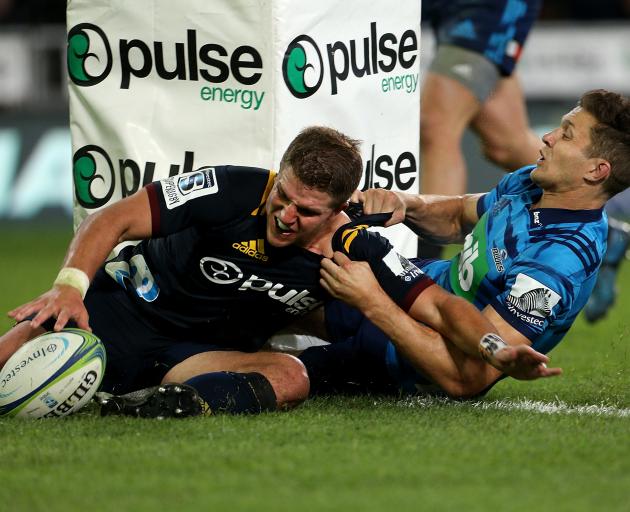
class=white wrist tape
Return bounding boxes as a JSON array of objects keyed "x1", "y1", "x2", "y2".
[
  {"x1": 53, "y1": 267, "x2": 90, "y2": 299},
  {"x1": 479, "y1": 333, "x2": 509, "y2": 363}
]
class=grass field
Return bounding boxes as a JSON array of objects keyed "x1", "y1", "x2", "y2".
[{"x1": 0, "y1": 223, "x2": 628, "y2": 512}]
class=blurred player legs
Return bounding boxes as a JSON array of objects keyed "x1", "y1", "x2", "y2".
[
  {"x1": 584, "y1": 190, "x2": 630, "y2": 323},
  {"x1": 419, "y1": 0, "x2": 542, "y2": 258}
]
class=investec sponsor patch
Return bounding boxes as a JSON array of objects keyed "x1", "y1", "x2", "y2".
[
  {"x1": 382, "y1": 249, "x2": 423, "y2": 282},
  {"x1": 504, "y1": 273, "x2": 561, "y2": 327},
  {"x1": 162, "y1": 167, "x2": 218, "y2": 209}
]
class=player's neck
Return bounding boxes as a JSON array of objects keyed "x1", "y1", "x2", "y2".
[
  {"x1": 302, "y1": 211, "x2": 350, "y2": 258},
  {"x1": 534, "y1": 190, "x2": 605, "y2": 211}
]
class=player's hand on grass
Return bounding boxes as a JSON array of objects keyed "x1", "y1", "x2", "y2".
[
  {"x1": 358, "y1": 188, "x2": 407, "y2": 227},
  {"x1": 320, "y1": 252, "x2": 387, "y2": 309},
  {"x1": 8, "y1": 285, "x2": 91, "y2": 332},
  {"x1": 491, "y1": 344, "x2": 562, "y2": 381}
]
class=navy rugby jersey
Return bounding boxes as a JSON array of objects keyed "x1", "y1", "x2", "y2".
[
  {"x1": 100, "y1": 167, "x2": 430, "y2": 351},
  {"x1": 420, "y1": 166, "x2": 608, "y2": 354},
  {"x1": 102, "y1": 166, "x2": 327, "y2": 350}
]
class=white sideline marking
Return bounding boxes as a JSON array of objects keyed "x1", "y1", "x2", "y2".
[{"x1": 397, "y1": 397, "x2": 630, "y2": 418}]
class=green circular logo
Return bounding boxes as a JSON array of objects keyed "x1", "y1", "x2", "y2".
[
  {"x1": 67, "y1": 23, "x2": 113, "y2": 86},
  {"x1": 73, "y1": 145, "x2": 115, "y2": 208},
  {"x1": 282, "y1": 35, "x2": 323, "y2": 99}
]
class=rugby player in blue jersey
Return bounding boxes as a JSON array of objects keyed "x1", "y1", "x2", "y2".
[
  {"x1": 1, "y1": 126, "x2": 550, "y2": 418},
  {"x1": 301, "y1": 89, "x2": 630, "y2": 398},
  {"x1": 418, "y1": 0, "x2": 543, "y2": 258}
]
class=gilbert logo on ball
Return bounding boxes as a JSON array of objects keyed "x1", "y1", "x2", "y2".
[{"x1": 0, "y1": 329, "x2": 106, "y2": 418}]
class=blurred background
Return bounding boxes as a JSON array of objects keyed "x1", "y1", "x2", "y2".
[{"x1": 1, "y1": 0, "x2": 630, "y2": 223}]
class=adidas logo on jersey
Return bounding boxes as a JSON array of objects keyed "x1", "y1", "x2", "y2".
[{"x1": 232, "y1": 239, "x2": 269, "y2": 262}]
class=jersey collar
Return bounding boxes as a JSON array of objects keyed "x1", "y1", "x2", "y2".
[{"x1": 528, "y1": 206, "x2": 604, "y2": 227}]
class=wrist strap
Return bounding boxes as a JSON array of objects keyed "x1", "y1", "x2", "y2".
[
  {"x1": 53, "y1": 267, "x2": 90, "y2": 299},
  {"x1": 479, "y1": 333, "x2": 509, "y2": 363}
]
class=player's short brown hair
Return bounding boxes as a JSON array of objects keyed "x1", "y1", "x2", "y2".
[
  {"x1": 280, "y1": 126, "x2": 363, "y2": 208},
  {"x1": 580, "y1": 89, "x2": 630, "y2": 197}
]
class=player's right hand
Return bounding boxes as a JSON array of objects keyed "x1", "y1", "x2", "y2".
[
  {"x1": 8, "y1": 285, "x2": 91, "y2": 332},
  {"x1": 492, "y1": 344, "x2": 562, "y2": 381},
  {"x1": 359, "y1": 188, "x2": 406, "y2": 227}
]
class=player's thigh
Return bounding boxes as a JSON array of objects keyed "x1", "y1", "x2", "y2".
[
  {"x1": 421, "y1": 70, "x2": 480, "y2": 136},
  {"x1": 471, "y1": 74, "x2": 530, "y2": 143}
]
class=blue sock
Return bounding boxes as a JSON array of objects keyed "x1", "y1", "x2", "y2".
[{"x1": 184, "y1": 372, "x2": 277, "y2": 414}]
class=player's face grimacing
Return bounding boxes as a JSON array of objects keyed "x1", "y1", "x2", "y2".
[
  {"x1": 266, "y1": 168, "x2": 338, "y2": 248},
  {"x1": 533, "y1": 107, "x2": 599, "y2": 191}
]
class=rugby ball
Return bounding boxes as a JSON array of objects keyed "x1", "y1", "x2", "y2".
[{"x1": 0, "y1": 329, "x2": 106, "y2": 418}]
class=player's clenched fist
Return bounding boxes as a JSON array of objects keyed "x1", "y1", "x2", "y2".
[{"x1": 360, "y1": 188, "x2": 406, "y2": 227}]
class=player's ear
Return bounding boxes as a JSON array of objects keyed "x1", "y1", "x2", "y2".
[
  {"x1": 585, "y1": 158, "x2": 611, "y2": 184},
  {"x1": 334, "y1": 201, "x2": 349, "y2": 214}
]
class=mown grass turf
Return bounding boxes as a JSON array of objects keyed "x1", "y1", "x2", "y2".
[{"x1": 0, "y1": 224, "x2": 628, "y2": 512}]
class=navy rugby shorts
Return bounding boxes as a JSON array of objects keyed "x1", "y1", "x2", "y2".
[
  {"x1": 423, "y1": 0, "x2": 542, "y2": 75},
  {"x1": 299, "y1": 299, "x2": 439, "y2": 396}
]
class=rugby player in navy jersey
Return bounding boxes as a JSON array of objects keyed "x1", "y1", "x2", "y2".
[
  {"x1": 1, "y1": 126, "x2": 552, "y2": 418},
  {"x1": 300, "y1": 89, "x2": 630, "y2": 398}
]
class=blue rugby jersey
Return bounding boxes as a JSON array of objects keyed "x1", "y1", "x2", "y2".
[{"x1": 420, "y1": 166, "x2": 608, "y2": 354}]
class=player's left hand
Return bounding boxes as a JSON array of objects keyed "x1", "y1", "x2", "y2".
[
  {"x1": 492, "y1": 344, "x2": 562, "y2": 380},
  {"x1": 320, "y1": 252, "x2": 386, "y2": 309}
]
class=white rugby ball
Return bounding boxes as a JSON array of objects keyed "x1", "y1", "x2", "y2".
[{"x1": 0, "y1": 328, "x2": 106, "y2": 418}]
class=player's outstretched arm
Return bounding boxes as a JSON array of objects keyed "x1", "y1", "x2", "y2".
[
  {"x1": 8, "y1": 188, "x2": 153, "y2": 332},
  {"x1": 407, "y1": 284, "x2": 561, "y2": 381},
  {"x1": 356, "y1": 188, "x2": 482, "y2": 244},
  {"x1": 477, "y1": 306, "x2": 562, "y2": 380},
  {"x1": 321, "y1": 252, "x2": 560, "y2": 396}
]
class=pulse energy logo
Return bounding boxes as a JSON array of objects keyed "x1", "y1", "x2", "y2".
[
  {"x1": 67, "y1": 23, "x2": 265, "y2": 110},
  {"x1": 282, "y1": 35, "x2": 323, "y2": 99},
  {"x1": 68, "y1": 24, "x2": 113, "y2": 86},
  {"x1": 73, "y1": 145, "x2": 202, "y2": 209},
  {"x1": 283, "y1": 22, "x2": 418, "y2": 98}
]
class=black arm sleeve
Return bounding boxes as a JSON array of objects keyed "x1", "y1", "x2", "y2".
[{"x1": 331, "y1": 215, "x2": 435, "y2": 311}]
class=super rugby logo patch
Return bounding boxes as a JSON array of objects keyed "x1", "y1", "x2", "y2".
[
  {"x1": 162, "y1": 167, "x2": 218, "y2": 209},
  {"x1": 505, "y1": 273, "x2": 561, "y2": 327}
]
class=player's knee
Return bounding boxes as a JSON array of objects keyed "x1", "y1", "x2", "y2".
[
  {"x1": 479, "y1": 140, "x2": 516, "y2": 169},
  {"x1": 271, "y1": 353, "x2": 310, "y2": 409},
  {"x1": 478, "y1": 128, "x2": 540, "y2": 170},
  {"x1": 420, "y1": 114, "x2": 465, "y2": 153},
  {"x1": 435, "y1": 374, "x2": 488, "y2": 400},
  {"x1": 420, "y1": 113, "x2": 447, "y2": 143}
]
